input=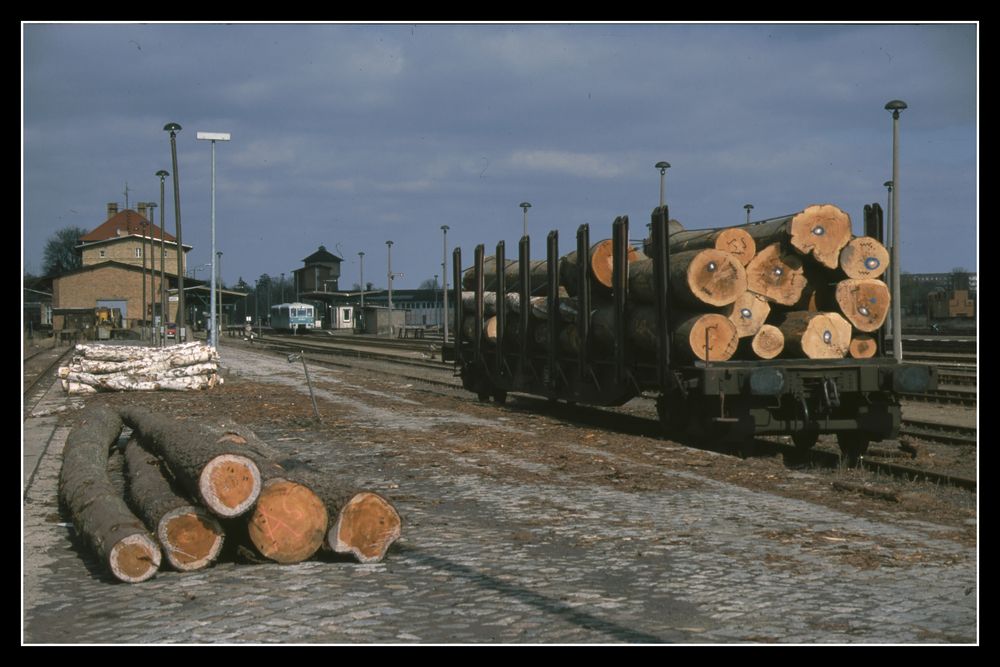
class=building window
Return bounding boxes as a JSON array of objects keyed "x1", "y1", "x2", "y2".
[
  {"x1": 99, "y1": 250, "x2": 106, "y2": 258},
  {"x1": 135, "y1": 248, "x2": 142, "y2": 258}
]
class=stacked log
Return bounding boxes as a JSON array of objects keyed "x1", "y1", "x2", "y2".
[
  {"x1": 458, "y1": 204, "x2": 888, "y2": 361},
  {"x1": 57, "y1": 342, "x2": 223, "y2": 394}
]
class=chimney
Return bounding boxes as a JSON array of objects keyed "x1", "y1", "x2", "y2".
[
  {"x1": 137, "y1": 202, "x2": 148, "y2": 221},
  {"x1": 107, "y1": 202, "x2": 119, "y2": 220}
]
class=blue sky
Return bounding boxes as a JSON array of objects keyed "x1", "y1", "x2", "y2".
[{"x1": 22, "y1": 22, "x2": 977, "y2": 289}]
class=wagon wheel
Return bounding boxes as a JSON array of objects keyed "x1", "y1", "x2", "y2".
[
  {"x1": 791, "y1": 430, "x2": 820, "y2": 450},
  {"x1": 492, "y1": 389, "x2": 508, "y2": 405},
  {"x1": 837, "y1": 432, "x2": 870, "y2": 467}
]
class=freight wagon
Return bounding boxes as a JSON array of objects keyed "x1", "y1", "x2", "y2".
[{"x1": 451, "y1": 203, "x2": 935, "y2": 462}]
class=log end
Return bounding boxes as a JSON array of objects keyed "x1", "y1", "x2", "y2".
[
  {"x1": 789, "y1": 204, "x2": 853, "y2": 269},
  {"x1": 685, "y1": 249, "x2": 748, "y2": 307},
  {"x1": 679, "y1": 313, "x2": 739, "y2": 362},
  {"x1": 849, "y1": 334, "x2": 878, "y2": 359},
  {"x1": 248, "y1": 479, "x2": 329, "y2": 564},
  {"x1": 716, "y1": 227, "x2": 757, "y2": 266},
  {"x1": 835, "y1": 279, "x2": 891, "y2": 332},
  {"x1": 840, "y1": 236, "x2": 889, "y2": 280},
  {"x1": 198, "y1": 454, "x2": 262, "y2": 518},
  {"x1": 746, "y1": 243, "x2": 807, "y2": 306},
  {"x1": 158, "y1": 507, "x2": 226, "y2": 571},
  {"x1": 329, "y1": 492, "x2": 402, "y2": 564},
  {"x1": 109, "y1": 533, "x2": 161, "y2": 583},
  {"x1": 751, "y1": 324, "x2": 785, "y2": 359},
  {"x1": 591, "y1": 240, "x2": 641, "y2": 289}
]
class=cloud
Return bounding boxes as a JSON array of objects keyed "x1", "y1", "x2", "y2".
[{"x1": 506, "y1": 149, "x2": 626, "y2": 179}]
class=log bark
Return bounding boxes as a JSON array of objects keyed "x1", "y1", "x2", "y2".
[
  {"x1": 122, "y1": 437, "x2": 225, "y2": 571},
  {"x1": 667, "y1": 250, "x2": 747, "y2": 307},
  {"x1": 849, "y1": 334, "x2": 878, "y2": 359},
  {"x1": 776, "y1": 312, "x2": 852, "y2": 359},
  {"x1": 739, "y1": 204, "x2": 853, "y2": 269},
  {"x1": 461, "y1": 257, "x2": 550, "y2": 294},
  {"x1": 673, "y1": 313, "x2": 739, "y2": 362},
  {"x1": 832, "y1": 279, "x2": 891, "y2": 332},
  {"x1": 58, "y1": 406, "x2": 162, "y2": 583},
  {"x1": 668, "y1": 227, "x2": 757, "y2": 266},
  {"x1": 461, "y1": 291, "x2": 498, "y2": 317},
  {"x1": 749, "y1": 324, "x2": 785, "y2": 359},
  {"x1": 839, "y1": 236, "x2": 889, "y2": 280},
  {"x1": 72, "y1": 341, "x2": 215, "y2": 363},
  {"x1": 724, "y1": 291, "x2": 771, "y2": 338},
  {"x1": 745, "y1": 242, "x2": 808, "y2": 306},
  {"x1": 561, "y1": 240, "x2": 642, "y2": 296},
  {"x1": 209, "y1": 425, "x2": 401, "y2": 564},
  {"x1": 117, "y1": 407, "x2": 263, "y2": 519}
]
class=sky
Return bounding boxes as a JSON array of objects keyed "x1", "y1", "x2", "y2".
[{"x1": 22, "y1": 22, "x2": 978, "y2": 291}]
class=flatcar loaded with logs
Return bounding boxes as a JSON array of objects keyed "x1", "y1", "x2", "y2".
[{"x1": 451, "y1": 202, "x2": 936, "y2": 462}]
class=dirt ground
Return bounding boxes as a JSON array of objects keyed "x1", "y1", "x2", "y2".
[{"x1": 63, "y1": 352, "x2": 977, "y2": 556}]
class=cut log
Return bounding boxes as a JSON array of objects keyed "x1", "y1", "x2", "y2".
[
  {"x1": 117, "y1": 407, "x2": 262, "y2": 518},
  {"x1": 461, "y1": 315, "x2": 498, "y2": 344},
  {"x1": 849, "y1": 334, "x2": 878, "y2": 359},
  {"x1": 833, "y1": 279, "x2": 891, "y2": 332},
  {"x1": 745, "y1": 242, "x2": 808, "y2": 306},
  {"x1": 58, "y1": 406, "x2": 161, "y2": 583},
  {"x1": 839, "y1": 236, "x2": 889, "y2": 280},
  {"x1": 461, "y1": 291, "x2": 498, "y2": 317},
  {"x1": 667, "y1": 250, "x2": 747, "y2": 308},
  {"x1": 740, "y1": 204, "x2": 853, "y2": 269},
  {"x1": 776, "y1": 312, "x2": 852, "y2": 359},
  {"x1": 668, "y1": 227, "x2": 756, "y2": 266},
  {"x1": 750, "y1": 324, "x2": 784, "y2": 359},
  {"x1": 122, "y1": 437, "x2": 225, "y2": 571},
  {"x1": 725, "y1": 291, "x2": 771, "y2": 338},
  {"x1": 561, "y1": 240, "x2": 642, "y2": 296},
  {"x1": 461, "y1": 257, "x2": 550, "y2": 294},
  {"x1": 674, "y1": 313, "x2": 739, "y2": 362},
  {"x1": 210, "y1": 425, "x2": 402, "y2": 564},
  {"x1": 641, "y1": 218, "x2": 687, "y2": 255}
]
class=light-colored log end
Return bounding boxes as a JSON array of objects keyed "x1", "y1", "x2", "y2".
[
  {"x1": 109, "y1": 533, "x2": 162, "y2": 583},
  {"x1": 716, "y1": 227, "x2": 757, "y2": 266},
  {"x1": 789, "y1": 204, "x2": 853, "y2": 269},
  {"x1": 752, "y1": 324, "x2": 785, "y2": 359},
  {"x1": 849, "y1": 334, "x2": 878, "y2": 359},
  {"x1": 839, "y1": 236, "x2": 889, "y2": 280},
  {"x1": 329, "y1": 492, "x2": 402, "y2": 564},
  {"x1": 591, "y1": 240, "x2": 641, "y2": 289},
  {"x1": 198, "y1": 455, "x2": 262, "y2": 518},
  {"x1": 158, "y1": 507, "x2": 225, "y2": 571},
  {"x1": 835, "y1": 279, "x2": 891, "y2": 332},
  {"x1": 248, "y1": 479, "x2": 329, "y2": 564}
]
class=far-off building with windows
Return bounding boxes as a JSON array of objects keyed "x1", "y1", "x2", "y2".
[{"x1": 51, "y1": 203, "x2": 193, "y2": 334}]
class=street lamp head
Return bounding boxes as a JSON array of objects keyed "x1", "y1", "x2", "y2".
[
  {"x1": 885, "y1": 100, "x2": 908, "y2": 118},
  {"x1": 884, "y1": 180, "x2": 893, "y2": 188},
  {"x1": 163, "y1": 122, "x2": 182, "y2": 135},
  {"x1": 519, "y1": 202, "x2": 532, "y2": 211},
  {"x1": 441, "y1": 225, "x2": 449, "y2": 233},
  {"x1": 156, "y1": 169, "x2": 169, "y2": 180},
  {"x1": 147, "y1": 202, "x2": 157, "y2": 209},
  {"x1": 358, "y1": 251, "x2": 365, "y2": 257},
  {"x1": 655, "y1": 161, "x2": 671, "y2": 173},
  {"x1": 386, "y1": 240, "x2": 393, "y2": 247},
  {"x1": 744, "y1": 203, "x2": 754, "y2": 211}
]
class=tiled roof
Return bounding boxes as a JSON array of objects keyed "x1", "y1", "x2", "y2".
[{"x1": 79, "y1": 209, "x2": 177, "y2": 243}]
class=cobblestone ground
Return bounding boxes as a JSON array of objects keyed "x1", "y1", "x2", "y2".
[{"x1": 22, "y1": 346, "x2": 977, "y2": 644}]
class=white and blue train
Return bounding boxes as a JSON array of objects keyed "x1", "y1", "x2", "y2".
[{"x1": 270, "y1": 302, "x2": 317, "y2": 332}]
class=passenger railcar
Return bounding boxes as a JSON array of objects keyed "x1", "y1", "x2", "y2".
[{"x1": 270, "y1": 302, "x2": 317, "y2": 332}]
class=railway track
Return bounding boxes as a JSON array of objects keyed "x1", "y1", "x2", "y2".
[
  {"x1": 23, "y1": 344, "x2": 75, "y2": 417},
  {"x1": 899, "y1": 419, "x2": 978, "y2": 447},
  {"x1": 222, "y1": 338, "x2": 976, "y2": 493}
]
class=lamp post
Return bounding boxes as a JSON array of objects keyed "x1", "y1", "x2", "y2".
[
  {"x1": 217, "y1": 250, "x2": 223, "y2": 343},
  {"x1": 164, "y1": 123, "x2": 186, "y2": 340},
  {"x1": 281, "y1": 272, "x2": 286, "y2": 303},
  {"x1": 140, "y1": 219, "x2": 148, "y2": 341},
  {"x1": 386, "y1": 241, "x2": 394, "y2": 337},
  {"x1": 744, "y1": 203, "x2": 754, "y2": 225},
  {"x1": 146, "y1": 202, "x2": 157, "y2": 341},
  {"x1": 519, "y1": 202, "x2": 532, "y2": 239},
  {"x1": 883, "y1": 180, "x2": 894, "y2": 244},
  {"x1": 196, "y1": 131, "x2": 231, "y2": 347},
  {"x1": 655, "y1": 161, "x2": 671, "y2": 207},
  {"x1": 440, "y1": 225, "x2": 449, "y2": 341},
  {"x1": 156, "y1": 169, "x2": 169, "y2": 346},
  {"x1": 358, "y1": 251, "x2": 365, "y2": 332},
  {"x1": 885, "y1": 100, "x2": 907, "y2": 360}
]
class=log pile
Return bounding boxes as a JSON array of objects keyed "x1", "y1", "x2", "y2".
[
  {"x1": 57, "y1": 342, "x2": 224, "y2": 394},
  {"x1": 58, "y1": 406, "x2": 402, "y2": 583},
  {"x1": 461, "y1": 204, "x2": 889, "y2": 361}
]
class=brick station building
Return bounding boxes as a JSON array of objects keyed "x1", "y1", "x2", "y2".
[{"x1": 51, "y1": 203, "x2": 193, "y2": 334}]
